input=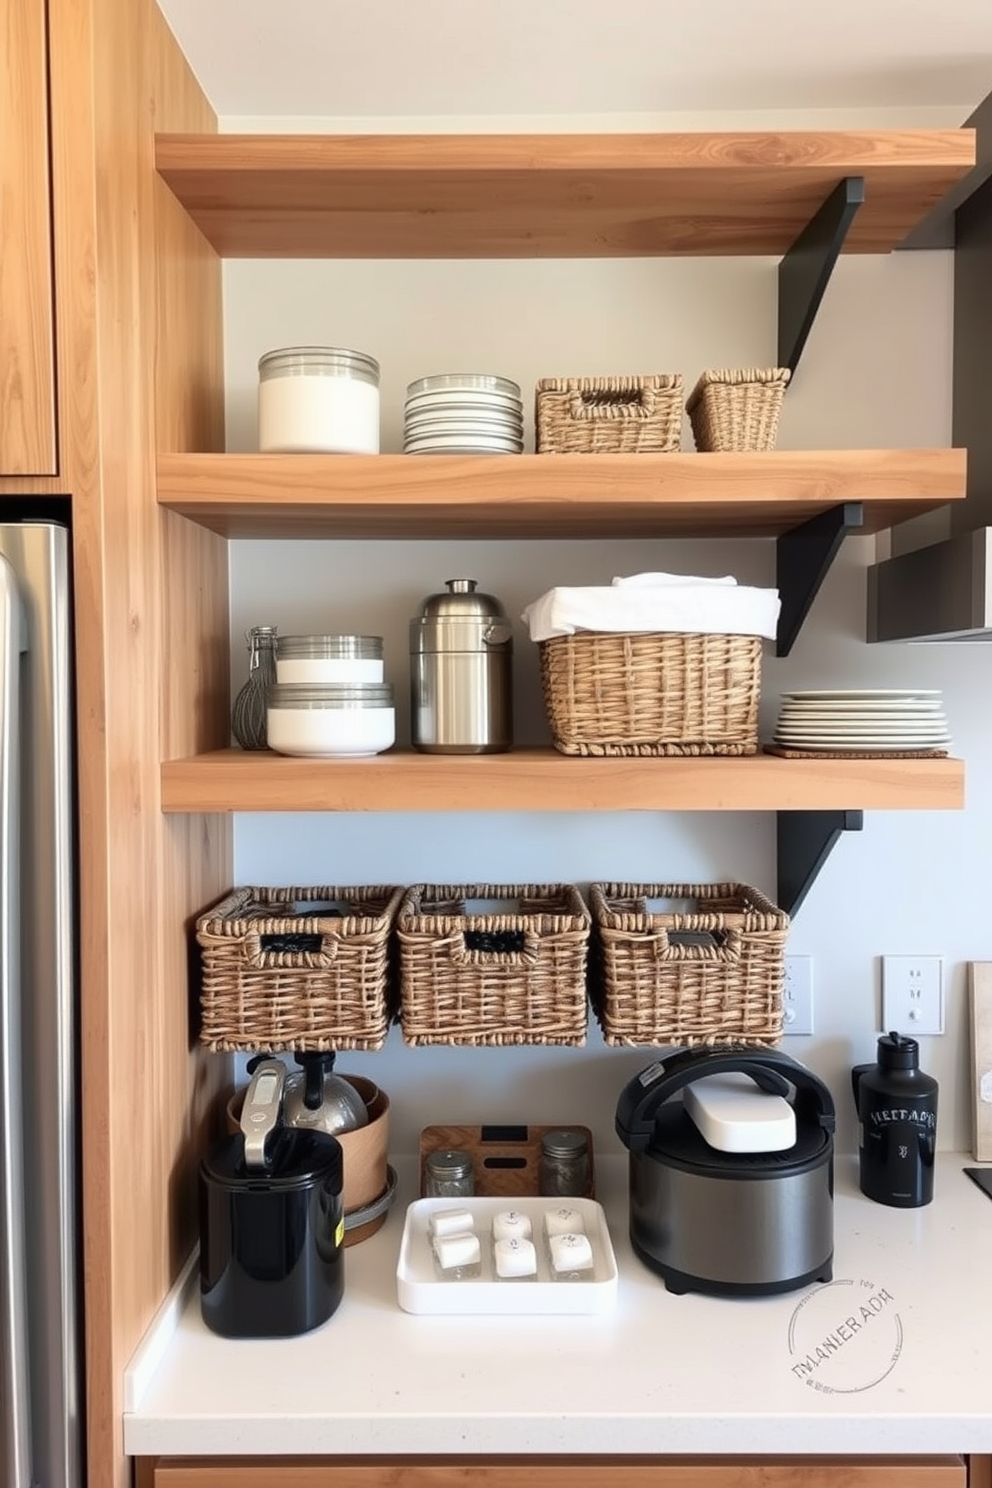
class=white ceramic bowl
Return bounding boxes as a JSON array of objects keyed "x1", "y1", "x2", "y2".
[{"x1": 266, "y1": 684, "x2": 395, "y2": 758}]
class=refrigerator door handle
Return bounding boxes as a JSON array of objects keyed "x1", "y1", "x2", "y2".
[{"x1": 0, "y1": 553, "x2": 33, "y2": 1488}]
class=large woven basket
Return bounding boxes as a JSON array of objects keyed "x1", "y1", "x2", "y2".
[
  {"x1": 686, "y1": 367, "x2": 791, "y2": 452},
  {"x1": 397, "y1": 883, "x2": 591, "y2": 1047},
  {"x1": 195, "y1": 884, "x2": 403, "y2": 1052},
  {"x1": 589, "y1": 882, "x2": 789, "y2": 1047},
  {"x1": 535, "y1": 374, "x2": 683, "y2": 454},
  {"x1": 538, "y1": 630, "x2": 762, "y2": 756}
]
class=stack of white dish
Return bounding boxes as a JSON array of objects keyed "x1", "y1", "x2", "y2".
[
  {"x1": 403, "y1": 374, "x2": 524, "y2": 455},
  {"x1": 772, "y1": 690, "x2": 951, "y2": 753}
]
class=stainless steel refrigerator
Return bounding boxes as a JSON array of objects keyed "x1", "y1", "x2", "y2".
[{"x1": 0, "y1": 519, "x2": 81, "y2": 1487}]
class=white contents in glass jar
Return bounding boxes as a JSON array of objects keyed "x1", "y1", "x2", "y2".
[
  {"x1": 543, "y1": 1206, "x2": 585, "y2": 1239},
  {"x1": 493, "y1": 1236, "x2": 537, "y2": 1280},
  {"x1": 492, "y1": 1210, "x2": 532, "y2": 1243},
  {"x1": 429, "y1": 1208, "x2": 476, "y2": 1240},
  {"x1": 258, "y1": 346, "x2": 380, "y2": 454},
  {"x1": 549, "y1": 1232, "x2": 594, "y2": 1280},
  {"x1": 431, "y1": 1230, "x2": 482, "y2": 1280}
]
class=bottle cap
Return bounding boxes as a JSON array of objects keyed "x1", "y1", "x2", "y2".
[{"x1": 878, "y1": 1030, "x2": 920, "y2": 1071}]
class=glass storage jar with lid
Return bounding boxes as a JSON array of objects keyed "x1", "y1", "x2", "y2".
[
  {"x1": 258, "y1": 346, "x2": 381, "y2": 454},
  {"x1": 275, "y1": 634, "x2": 384, "y2": 685},
  {"x1": 424, "y1": 1148, "x2": 475, "y2": 1199}
]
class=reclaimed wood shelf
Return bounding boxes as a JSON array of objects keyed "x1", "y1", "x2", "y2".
[
  {"x1": 154, "y1": 129, "x2": 975, "y2": 258},
  {"x1": 157, "y1": 449, "x2": 966, "y2": 540},
  {"x1": 160, "y1": 748, "x2": 964, "y2": 816}
]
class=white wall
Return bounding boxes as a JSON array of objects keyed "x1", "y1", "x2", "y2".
[{"x1": 221, "y1": 117, "x2": 992, "y2": 1162}]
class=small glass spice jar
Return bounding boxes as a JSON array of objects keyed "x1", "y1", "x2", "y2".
[
  {"x1": 424, "y1": 1149, "x2": 475, "y2": 1199},
  {"x1": 539, "y1": 1129, "x2": 590, "y2": 1198}
]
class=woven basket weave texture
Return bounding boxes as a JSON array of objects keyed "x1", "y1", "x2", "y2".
[
  {"x1": 195, "y1": 884, "x2": 403, "y2": 1052},
  {"x1": 685, "y1": 366, "x2": 791, "y2": 452},
  {"x1": 535, "y1": 374, "x2": 683, "y2": 453},
  {"x1": 397, "y1": 882, "x2": 591, "y2": 1047},
  {"x1": 539, "y1": 630, "x2": 761, "y2": 756},
  {"x1": 589, "y1": 881, "x2": 789, "y2": 1047}
]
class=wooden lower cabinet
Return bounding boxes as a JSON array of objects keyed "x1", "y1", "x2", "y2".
[{"x1": 134, "y1": 1454, "x2": 970, "y2": 1488}]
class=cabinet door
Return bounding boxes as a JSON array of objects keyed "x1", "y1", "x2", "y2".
[
  {"x1": 0, "y1": 0, "x2": 56, "y2": 474},
  {"x1": 138, "y1": 1455, "x2": 967, "y2": 1488}
]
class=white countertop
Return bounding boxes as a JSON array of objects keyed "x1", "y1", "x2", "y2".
[{"x1": 124, "y1": 1153, "x2": 992, "y2": 1459}]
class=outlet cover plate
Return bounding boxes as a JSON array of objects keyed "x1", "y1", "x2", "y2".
[
  {"x1": 782, "y1": 954, "x2": 814, "y2": 1036},
  {"x1": 881, "y1": 955, "x2": 944, "y2": 1036}
]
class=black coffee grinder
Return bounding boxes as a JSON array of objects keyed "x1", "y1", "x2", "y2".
[
  {"x1": 199, "y1": 1058, "x2": 345, "y2": 1337},
  {"x1": 851, "y1": 1031, "x2": 938, "y2": 1208}
]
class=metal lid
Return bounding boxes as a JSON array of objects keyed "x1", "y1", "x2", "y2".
[
  {"x1": 266, "y1": 683, "x2": 393, "y2": 709},
  {"x1": 424, "y1": 1148, "x2": 473, "y2": 1179},
  {"x1": 277, "y1": 634, "x2": 384, "y2": 660},
  {"x1": 406, "y1": 373, "x2": 521, "y2": 399},
  {"x1": 258, "y1": 346, "x2": 381, "y2": 386},
  {"x1": 410, "y1": 580, "x2": 514, "y2": 654},
  {"x1": 540, "y1": 1129, "x2": 589, "y2": 1159},
  {"x1": 413, "y1": 579, "x2": 509, "y2": 622}
]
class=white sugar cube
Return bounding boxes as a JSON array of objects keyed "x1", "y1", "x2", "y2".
[
  {"x1": 492, "y1": 1210, "x2": 533, "y2": 1243},
  {"x1": 432, "y1": 1230, "x2": 482, "y2": 1273},
  {"x1": 549, "y1": 1232, "x2": 594, "y2": 1276},
  {"x1": 494, "y1": 1237, "x2": 538, "y2": 1279},
  {"x1": 429, "y1": 1208, "x2": 475, "y2": 1240},
  {"x1": 544, "y1": 1206, "x2": 585, "y2": 1238}
]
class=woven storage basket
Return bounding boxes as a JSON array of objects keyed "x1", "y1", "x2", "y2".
[
  {"x1": 539, "y1": 630, "x2": 761, "y2": 756},
  {"x1": 535, "y1": 374, "x2": 683, "y2": 454},
  {"x1": 686, "y1": 367, "x2": 791, "y2": 452},
  {"x1": 397, "y1": 883, "x2": 591, "y2": 1047},
  {"x1": 589, "y1": 882, "x2": 789, "y2": 1047},
  {"x1": 195, "y1": 884, "x2": 404, "y2": 1052}
]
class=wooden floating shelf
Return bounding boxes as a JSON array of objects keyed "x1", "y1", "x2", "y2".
[
  {"x1": 160, "y1": 748, "x2": 964, "y2": 816},
  {"x1": 157, "y1": 449, "x2": 966, "y2": 541},
  {"x1": 154, "y1": 129, "x2": 975, "y2": 258}
]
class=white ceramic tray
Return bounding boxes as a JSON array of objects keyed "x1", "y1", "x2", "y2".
[{"x1": 396, "y1": 1196, "x2": 618, "y2": 1316}]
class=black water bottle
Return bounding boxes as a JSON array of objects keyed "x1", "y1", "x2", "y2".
[{"x1": 851, "y1": 1031, "x2": 938, "y2": 1208}]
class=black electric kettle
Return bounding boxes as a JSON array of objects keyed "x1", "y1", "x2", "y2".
[
  {"x1": 198, "y1": 1059, "x2": 345, "y2": 1337},
  {"x1": 616, "y1": 1047, "x2": 836, "y2": 1297}
]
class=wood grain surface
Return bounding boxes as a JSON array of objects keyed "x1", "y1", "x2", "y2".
[
  {"x1": 0, "y1": 0, "x2": 56, "y2": 472},
  {"x1": 46, "y1": 2, "x2": 227, "y2": 1485},
  {"x1": 419, "y1": 1123, "x2": 595, "y2": 1198},
  {"x1": 154, "y1": 130, "x2": 976, "y2": 258},
  {"x1": 155, "y1": 449, "x2": 967, "y2": 540},
  {"x1": 160, "y1": 748, "x2": 965, "y2": 816},
  {"x1": 139, "y1": 1454, "x2": 967, "y2": 1488}
]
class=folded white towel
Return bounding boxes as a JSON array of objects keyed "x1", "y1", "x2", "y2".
[
  {"x1": 611, "y1": 571, "x2": 738, "y2": 589},
  {"x1": 522, "y1": 581, "x2": 780, "y2": 643}
]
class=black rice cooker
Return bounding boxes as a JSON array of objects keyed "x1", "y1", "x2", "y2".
[{"x1": 615, "y1": 1048, "x2": 835, "y2": 1298}]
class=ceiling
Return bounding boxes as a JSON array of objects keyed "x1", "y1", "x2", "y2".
[{"x1": 155, "y1": 0, "x2": 992, "y2": 120}]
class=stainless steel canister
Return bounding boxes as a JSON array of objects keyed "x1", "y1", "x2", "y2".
[{"x1": 410, "y1": 579, "x2": 513, "y2": 753}]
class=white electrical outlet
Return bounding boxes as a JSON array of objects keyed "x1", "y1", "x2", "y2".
[
  {"x1": 782, "y1": 954, "x2": 814, "y2": 1036},
  {"x1": 881, "y1": 955, "x2": 944, "y2": 1035}
]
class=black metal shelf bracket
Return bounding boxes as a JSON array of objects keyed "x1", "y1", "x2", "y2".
[
  {"x1": 776, "y1": 500, "x2": 865, "y2": 656},
  {"x1": 778, "y1": 176, "x2": 865, "y2": 376},
  {"x1": 777, "y1": 810, "x2": 864, "y2": 918}
]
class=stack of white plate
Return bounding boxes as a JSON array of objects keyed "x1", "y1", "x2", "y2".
[
  {"x1": 403, "y1": 374, "x2": 524, "y2": 455},
  {"x1": 773, "y1": 690, "x2": 951, "y2": 753}
]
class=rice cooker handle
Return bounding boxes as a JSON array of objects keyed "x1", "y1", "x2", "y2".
[{"x1": 615, "y1": 1047, "x2": 836, "y2": 1153}]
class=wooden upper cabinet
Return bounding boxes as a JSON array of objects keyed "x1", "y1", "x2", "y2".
[{"x1": 0, "y1": 0, "x2": 56, "y2": 475}]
